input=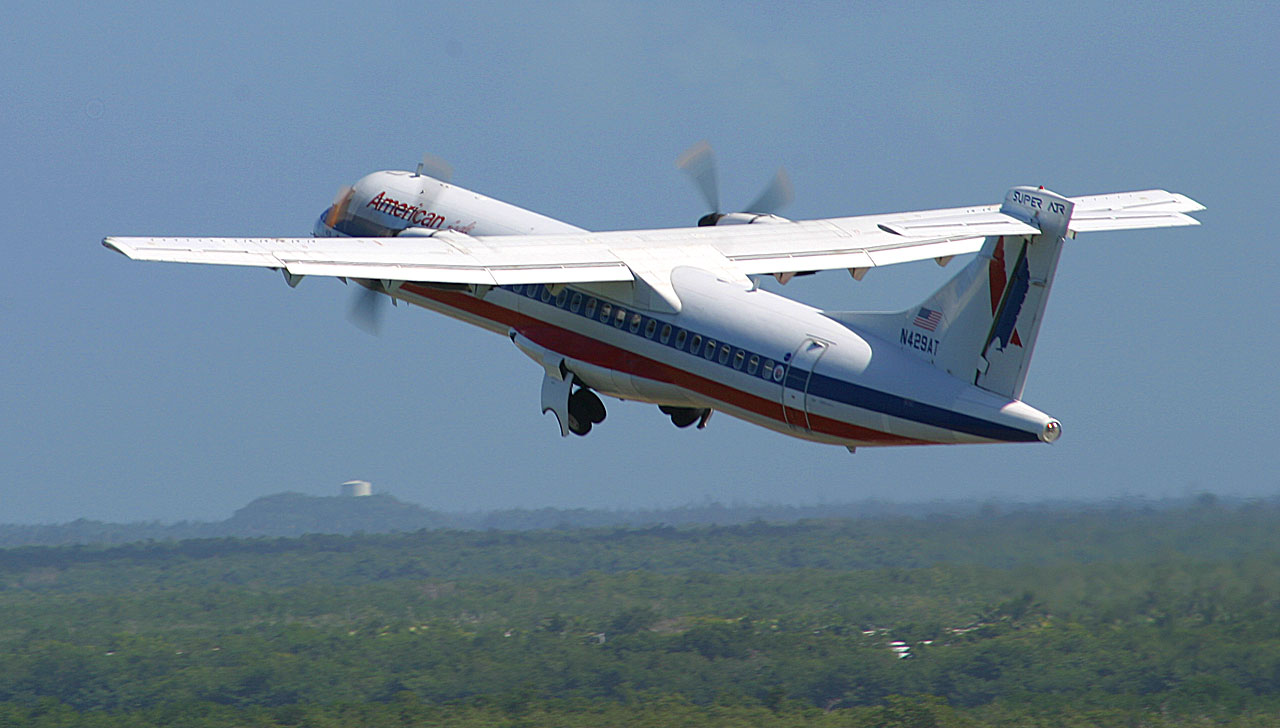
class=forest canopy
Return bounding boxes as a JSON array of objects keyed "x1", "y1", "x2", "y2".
[{"x1": 1, "y1": 495, "x2": 1278, "y2": 727}]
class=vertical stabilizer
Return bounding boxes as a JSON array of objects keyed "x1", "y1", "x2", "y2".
[{"x1": 831, "y1": 187, "x2": 1074, "y2": 400}]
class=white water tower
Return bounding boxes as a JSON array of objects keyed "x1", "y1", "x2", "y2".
[{"x1": 341, "y1": 480, "x2": 372, "y2": 497}]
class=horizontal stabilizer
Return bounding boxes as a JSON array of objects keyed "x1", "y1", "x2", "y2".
[{"x1": 1066, "y1": 189, "x2": 1204, "y2": 234}]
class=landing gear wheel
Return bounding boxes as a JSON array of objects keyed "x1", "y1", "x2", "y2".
[
  {"x1": 660, "y1": 405, "x2": 702, "y2": 428},
  {"x1": 567, "y1": 387, "x2": 606, "y2": 436},
  {"x1": 567, "y1": 414, "x2": 592, "y2": 436}
]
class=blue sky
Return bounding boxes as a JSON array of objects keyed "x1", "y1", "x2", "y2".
[{"x1": 2, "y1": 2, "x2": 1275, "y2": 523}]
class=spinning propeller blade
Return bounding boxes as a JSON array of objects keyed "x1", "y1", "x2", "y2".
[
  {"x1": 347, "y1": 281, "x2": 387, "y2": 336},
  {"x1": 415, "y1": 153, "x2": 454, "y2": 183},
  {"x1": 745, "y1": 167, "x2": 794, "y2": 215},
  {"x1": 675, "y1": 140, "x2": 720, "y2": 213},
  {"x1": 676, "y1": 141, "x2": 794, "y2": 225}
]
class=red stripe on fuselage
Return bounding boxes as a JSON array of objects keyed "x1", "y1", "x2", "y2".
[{"x1": 400, "y1": 283, "x2": 934, "y2": 446}]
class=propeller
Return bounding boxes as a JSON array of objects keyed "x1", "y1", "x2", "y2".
[
  {"x1": 744, "y1": 167, "x2": 794, "y2": 218},
  {"x1": 414, "y1": 152, "x2": 454, "y2": 183},
  {"x1": 324, "y1": 185, "x2": 355, "y2": 229},
  {"x1": 676, "y1": 141, "x2": 794, "y2": 226},
  {"x1": 347, "y1": 280, "x2": 389, "y2": 336},
  {"x1": 675, "y1": 140, "x2": 720, "y2": 215}
]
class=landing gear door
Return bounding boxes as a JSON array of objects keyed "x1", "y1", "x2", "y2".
[{"x1": 781, "y1": 338, "x2": 828, "y2": 431}]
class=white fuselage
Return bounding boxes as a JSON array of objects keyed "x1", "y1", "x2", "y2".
[{"x1": 318, "y1": 171, "x2": 1057, "y2": 448}]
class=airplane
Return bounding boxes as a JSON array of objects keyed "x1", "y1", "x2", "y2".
[{"x1": 103, "y1": 149, "x2": 1203, "y2": 451}]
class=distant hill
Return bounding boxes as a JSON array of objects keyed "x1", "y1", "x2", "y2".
[
  {"x1": 0, "y1": 492, "x2": 449, "y2": 547},
  {"x1": 0, "y1": 490, "x2": 1260, "y2": 548},
  {"x1": 221, "y1": 492, "x2": 451, "y2": 536}
]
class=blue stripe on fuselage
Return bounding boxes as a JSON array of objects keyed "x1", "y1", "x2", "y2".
[{"x1": 804, "y1": 372, "x2": 1038, "y2": 442}]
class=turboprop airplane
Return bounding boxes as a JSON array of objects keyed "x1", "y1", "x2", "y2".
[{"x1": 103, "y1": 151, "x2": 1203, "y2": 450}]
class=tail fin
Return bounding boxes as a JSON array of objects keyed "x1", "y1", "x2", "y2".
[{"x1": 835, "y1": 187, "x2": 1074, "y2": 400}]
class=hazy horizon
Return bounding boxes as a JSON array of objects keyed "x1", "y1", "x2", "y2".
[{"x1": 2, "y1": 485, "x2": 1263, "y2": 528}]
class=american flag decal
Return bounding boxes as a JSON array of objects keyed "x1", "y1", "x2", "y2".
[{"x1": 913, "y1": 307, "x2": 942, "y2": 331}]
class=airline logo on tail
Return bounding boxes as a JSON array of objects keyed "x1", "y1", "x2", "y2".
[
  {"x1": 1009, "y1": 189, "x2": 1068, "y2": 217},
  {"x1": 986, "y1": 237, "x2": 1027, "y2": 351}
]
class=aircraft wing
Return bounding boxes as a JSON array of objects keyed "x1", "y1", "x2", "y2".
[
  {"x1": 102, "y1": 232, "x2": 637, "y2": 285},
  {"x1": 104, "y1": 189, "x2": 1201, "y2": 286}
]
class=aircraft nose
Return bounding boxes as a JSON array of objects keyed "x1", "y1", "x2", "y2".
[
  {"x1": 314, "y1": 209, "x2": 336, "y2": 237},
  {"x1": 315, "y1": 185, "x2": 356, "y2": 236}
]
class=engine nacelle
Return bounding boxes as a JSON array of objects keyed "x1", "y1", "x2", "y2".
[
  {"x1": 698, "y1": 212, "x2": 791, "y2": 227},
  {"x1": 397, "y1": 226, "x2": 442, "y2": 237}
]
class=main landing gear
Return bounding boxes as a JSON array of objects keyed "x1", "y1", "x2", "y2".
[
  {"x1": 660, "y1": 405, "x2": 712, "y2": 429},
  {"x1": 541, "y1": 366, "x2": 607, "y2": 438},
  {"x1": 567, "y1": 386, "x2": 607, "y2": 436}
]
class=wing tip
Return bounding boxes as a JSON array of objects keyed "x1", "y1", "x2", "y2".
[{"x1": 102, "y1": 237, "x2": 130, "y2": 257}]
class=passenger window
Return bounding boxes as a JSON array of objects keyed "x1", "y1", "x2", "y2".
[
  {"x1": 629, "y1": 313, "x2": 643, "y2": 333},
  {"x1": 747, "y1": 354, "x2": 760, "y2": 374},
  {"x1": 689, "y1": 334, "x2": 702, "y2": 353},
  {"x1": 599, "y1": 303, "x2": 612, "y2": 322},
  {"x1": 555, "y1": 289, "x2": 569, "y2": 307},
  {"x1": 762, "y1": 360, "x2": 775, "y2": 379},
  {"x1": 674, "y1": 330, "x2": 687, "y2": 349},
  {"x1": 585, "y1": 298, "x2": 597, "y2": 318},
  {"x1": 570, "y1": 292, "x2": 583, "y2": 312},
  {"x1": 733, "y1": 350, "x2": 745, "y2": 369},
  {"x1": 540, "y1": 286, "x2": 553, "y2": 303},
  {"x1": 704, "y1": 339, "x2": 717, "y2": 359},
  {"x1": 512, "y1": 284, "x2": 524, "y2": 295},
  {"x1": 660, "y1": 324, "x2": 672, "y2": 343},
  {"x1": 644, "y1": 319, "x2": 657, "y2": 338},
  {"x1": 717, "y1": 344, "x2": 730, "y2": 364},
  {"x1": 526, "y1": 284, "x2": 541, "y2": 299},
  {"x1": 614, "y1": 308, "x2": 627, "y2": 328}
]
